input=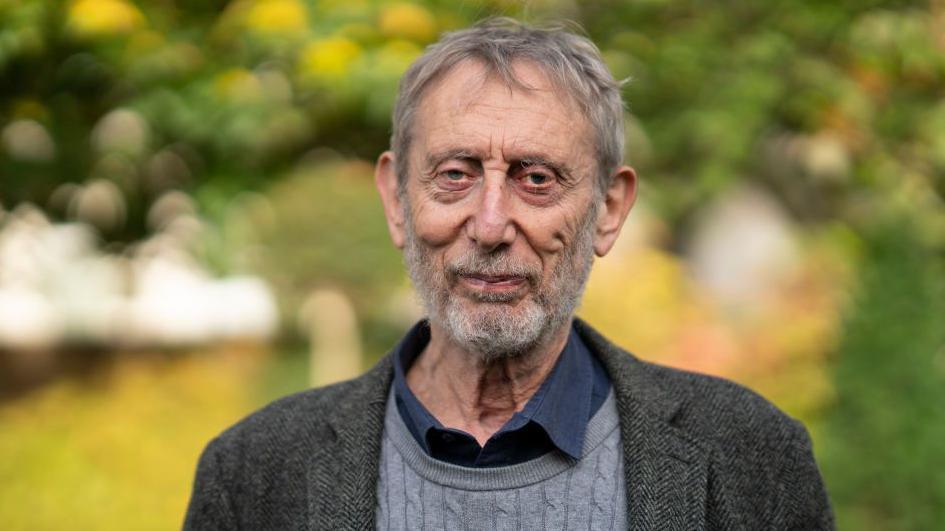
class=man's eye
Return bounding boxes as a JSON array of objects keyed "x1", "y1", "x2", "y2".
[
  {"x1": 435, "y1": 168, "x2": 473, "y2": 191},
  {"x1": 520, "y1": 170, "x2": 556, "y2": 191}
]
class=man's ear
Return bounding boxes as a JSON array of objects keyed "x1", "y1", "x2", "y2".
[
  {"x1": 594, "y1": 165, "x2": 638, "y2": 257},
  {"x1": 375, "y1": 151, "x2": 406, "y2": 249}
]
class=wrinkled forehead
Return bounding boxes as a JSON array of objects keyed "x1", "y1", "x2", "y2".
[
  {"x1": 420, "y1": 58, "x2": 583, "y2": 119},
  {"x1": 411, "y1": 58, "x2": 594, "y2": 158}
]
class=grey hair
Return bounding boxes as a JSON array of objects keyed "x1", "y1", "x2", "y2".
[{"x1": 390, "y1": 17, "x2": 626, "y2": 196}]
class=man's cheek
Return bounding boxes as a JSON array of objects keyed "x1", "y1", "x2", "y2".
[{"x1": 412, "y1": 209, "x2": 467, "y2": 247}]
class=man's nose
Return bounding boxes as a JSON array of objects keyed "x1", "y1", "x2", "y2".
[{"x1": 466, "y1": 174, "x2": 516, "y2": 251}]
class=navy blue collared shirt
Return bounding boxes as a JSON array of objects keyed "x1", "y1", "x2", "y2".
[{"x1": 392, "y1": 321, "x2": 611, "y2": 468}]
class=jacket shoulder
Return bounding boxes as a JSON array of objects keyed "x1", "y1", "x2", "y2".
[
  {"x1": 184, "y1": 358, "x2": 393, "y2": 529},
  {"x1": 217, "y1": 375, "x2": 363, "y2": 445},
  {"x1": 638, "y1": 360, "x2": 805, "y2": 450},
  {"x1": 211, "y1": 355, "x2": 392, "y2": 454},
  {"x1": 631, "y1": 360, "x2": 834, "y2": 529},
  {"x1": 576, "y1": 318, "x2": 804, "y2": 449}
]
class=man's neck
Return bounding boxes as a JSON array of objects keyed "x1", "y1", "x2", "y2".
[{"x1": 404, "y1": 319, "x2": 573, "y2": 446}]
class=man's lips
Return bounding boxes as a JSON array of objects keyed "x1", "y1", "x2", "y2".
[{"x1": 459, "y1": 274, "x2": 527, "y2": 291}]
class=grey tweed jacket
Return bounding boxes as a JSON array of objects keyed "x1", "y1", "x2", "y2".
[{"x1": 183, "y1": 319, "x2": 834, "y2": 530}]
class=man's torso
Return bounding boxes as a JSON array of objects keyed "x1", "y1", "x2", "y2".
[{"x1": 183, "y1": 320, "x2": 834, "y2": 530}]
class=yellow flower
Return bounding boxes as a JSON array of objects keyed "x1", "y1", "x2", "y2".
[
  {"x1": 299, "y1": 37, "x2": 362, "y2": 80},
  {"x1": 246, "y1": 0, "x2": 308, "y2": 35},
  {"x1": 67, "y1": 0, "x2": 145, "y2": 37},
  {"x1": 378, "y1": 2, "x2": 436, "y2": 43}
]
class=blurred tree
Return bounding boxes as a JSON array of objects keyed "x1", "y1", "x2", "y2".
[
  {"x1": 823, "y1": 217, "x2": 945, "y2": 530},
  {"x1": 3, "y1": 0, "x2": 943, "y2": 247},
  {"x1": 581, "y1": 0, "x2": 945, "y2": 230}
]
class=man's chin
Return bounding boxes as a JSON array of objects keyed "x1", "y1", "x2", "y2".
[
  {"x1": 453, "y1": 295, "x2": 531, "y2": 316},
  {"x1": 437, "y1": 299, "x2": 550, "y2": 362}
]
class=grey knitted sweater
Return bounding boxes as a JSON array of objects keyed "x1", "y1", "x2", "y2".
[
  {"x1": 375, "y1": 389, "x2": 626, "y2": 530},
  {"x1": 183, "y1": 319, "x2": 835, "y2": 530}
]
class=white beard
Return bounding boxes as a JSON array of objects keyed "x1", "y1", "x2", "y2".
[{"x1": 402, "y1": 202, "x2": 597, "y2": 362}]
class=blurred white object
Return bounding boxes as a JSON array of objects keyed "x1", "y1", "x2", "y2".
[
  {"x1": 69, "y1": 179, "x2": 127, "y2": 232},
  {"x1": 299, "y1": 289, "x2": 362, "y2": 387},
  {"x1": 147, "y1": 190, "x2": 196, "y2": 231},
  {"x1": 0, "y1": 287, "x2": 63, "y2": 350},
  {"x1": 91, "y1": 108, "x2": 149, "y2": 156},
  {"x1": 0, "y1": 206, "x2": 98, "y2": 346},
  {"x1": 1, "y1": 119, "x2": 56, "y2": 162},
  {"x1": 686, "y1": 186, "x2": 799, "y2": 308},
  {"x1": 0, "y1": 201, "x2": 279, "y2": 351},
  {"x1": 127, "y1": 253, "x2": 278, "y2": 346},
  {"x1": 206, "y1": 277, "x2": 279, "y2": 340}
]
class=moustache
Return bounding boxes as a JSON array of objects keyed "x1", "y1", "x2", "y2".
[{"x1": 445, "y1": 251, "x2": 541, "y2": 287}]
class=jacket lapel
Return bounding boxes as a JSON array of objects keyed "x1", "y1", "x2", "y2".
[
  {"x1": 306, "y1": 355, "x2": 393, "y2": 530},
  {"x1": 575, "y1": 319, "x2": 709, "y2": 530}
]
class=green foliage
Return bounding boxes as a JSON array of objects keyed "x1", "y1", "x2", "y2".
[
  {"x1": 823, "y1": 217, "x2": 945, "y2": 530},
  {"x1": 577, "y1": 0, "x2": 945, "y2": 227},
  {"x1": 224, "y1": 158, "x2": 405, "y2": 328},
  {"x1": 3, "y1": 0, "x2": 943, "y2": 242}
]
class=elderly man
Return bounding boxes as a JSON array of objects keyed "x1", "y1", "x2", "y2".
[{"x1": 184, "y1": 19, "x2": 833, "y2": 530}]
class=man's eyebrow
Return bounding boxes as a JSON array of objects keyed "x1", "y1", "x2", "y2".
[
  {"x1": 515, "y1": 155, "x2": 577, "y2": 184},
  {"x1": 424, "y1": 149, "x2": 483, "y2": 169}
]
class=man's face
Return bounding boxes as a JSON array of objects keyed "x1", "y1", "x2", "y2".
[{"x1": 399, "y1": 60, "x2": 602, "y2": 361}]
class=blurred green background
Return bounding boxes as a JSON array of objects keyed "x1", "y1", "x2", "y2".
[{"x1": 1, "y1": 0, "x2": 944, "y2": 529}]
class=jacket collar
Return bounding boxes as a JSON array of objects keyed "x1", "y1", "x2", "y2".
[
  {"x1": 305, "y1": 355, "x2": 393, "y2": 530},
  {"x1": 573, "y1": 318, "x2": 709, "y2": 530},
  {"x1": 308, "y1": 318, "x2": 708, "y2": 530}
]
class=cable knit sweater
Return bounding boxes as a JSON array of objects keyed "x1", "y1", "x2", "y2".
[{"x1": 375, "y1": 388, "x2": 625, "y2": 530}]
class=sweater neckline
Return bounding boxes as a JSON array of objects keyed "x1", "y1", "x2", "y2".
[{"x1": 382, "y1": 386, "x2": 619, "y2": 491}]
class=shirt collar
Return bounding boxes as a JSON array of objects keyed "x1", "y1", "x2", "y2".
[
  {"x1": 391, "y1": 320, "x2": 598, "y2": 461},
  {"x1": 523, "y1": 328, "x2": 594, "y2": 459}
]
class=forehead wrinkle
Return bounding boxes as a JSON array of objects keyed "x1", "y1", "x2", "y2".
[
  {"x1": 416, "y1": 60, "x2": 594, "y2": 176},
  {"x1": 502, "y1": 117, "x2": 587, "y2": 175}
]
